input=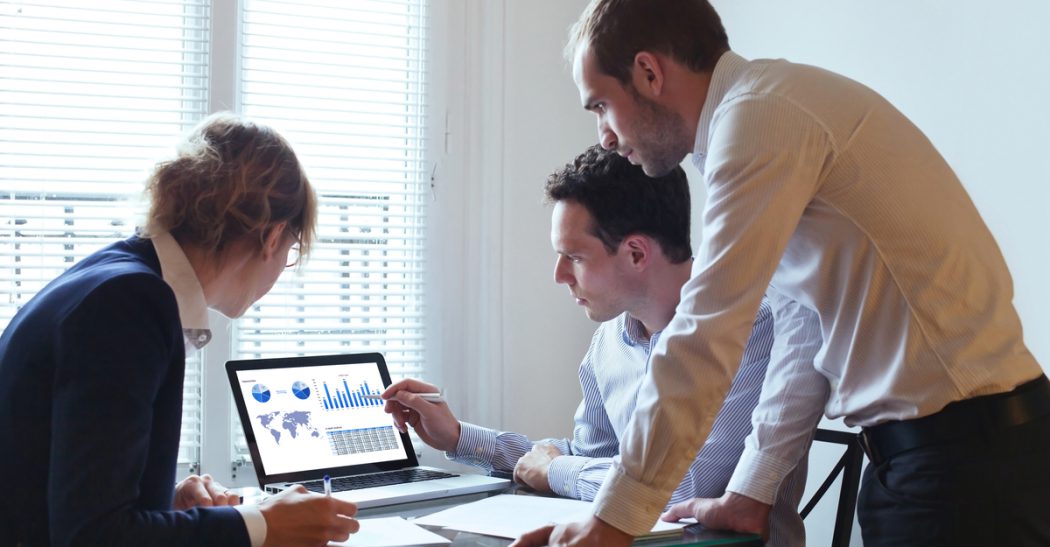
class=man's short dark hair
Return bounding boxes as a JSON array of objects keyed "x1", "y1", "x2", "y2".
[
  {"x1": 567, "y1": 0, "x2": 729, "y2": 84},
  {"x1": 545, "y1": 144, "x2": 691, "y2": 263}
]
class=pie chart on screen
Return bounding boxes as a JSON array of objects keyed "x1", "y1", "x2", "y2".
[
  {"x1": 252, "y1": 383, "x2": 271, "y2": 403},
  {"x1": 292, "y1": 381, "x2": 311, "y2": 400}
]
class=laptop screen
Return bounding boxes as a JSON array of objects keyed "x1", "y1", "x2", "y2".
[{"x1": 227, "y1": 353, "x2": 413, "y2": 479}]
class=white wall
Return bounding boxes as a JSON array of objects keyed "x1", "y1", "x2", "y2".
[
  {"x1": 498, "y1": 1, "x2": 603, "y2": 436},
  {"x1": 432, "y1": 1, "x2": 1050, "y2": 545},
  {"x1": 710, "y1": 0, "x2": 1050, "y2": 368},
  {"x1": 427, "y1": 0, "x2": 594, "y2": 440}
]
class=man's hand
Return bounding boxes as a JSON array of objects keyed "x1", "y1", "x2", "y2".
[
  {"x1": 258, "y1": 485, "x2": 360, "y2": 547},
  {"x1": 661, "y1": 492, "x2": 771, "y2": 541},
  {"x1": 173, "y1": 473, "x2": 240, "y2": 509},
  {"x1": 511, "y1": 516, "x2": 632, "y2": 547},
  {"x1": 513, "y1": 444, "x2": 562, "y2": 493},
  {"x1": 381, "y1": 378, "x2": 461, "y2": 452}
]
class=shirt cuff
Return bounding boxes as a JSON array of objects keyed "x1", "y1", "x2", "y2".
[
  {"x1": 233, "y1": 504, "x2": 267, "y2": 547},
  {"x1": 546, "y1": 455, "x2": 589, "y2": 499},
  {"x1": 725, "y1": 445, "x2": 795, "y2": 504},
  {"x1": 592, "y1": 464, "x2": 668, "y2": 537},
  {"x1": 447, "y1": 421, "x2": 498, "y2": 467}
]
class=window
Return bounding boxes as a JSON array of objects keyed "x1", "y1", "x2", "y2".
[
  {"x1": 1, "y1": 0, "x2": 211, "y2": 470},
  {"x1": 0, "y1": 0, "x2": 429, "y2": 479},
  {"x1": 230, "y1": 0, "x2": 429, "y2": 465}
]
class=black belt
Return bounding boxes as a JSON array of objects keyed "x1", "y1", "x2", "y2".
[{"x1": 860, "y1": 375, "x2": 1050, "y2": 466}]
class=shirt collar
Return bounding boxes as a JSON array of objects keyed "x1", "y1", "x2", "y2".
[
  {"x1": 151, "y1": 231, "x2": 212, "y2": 349},
  {"x1": 620, "y1": 313, "x2": 655, "y2": 348},
  {"x1": 692, "y1": 50, "x2": 750, "y2": 175}
]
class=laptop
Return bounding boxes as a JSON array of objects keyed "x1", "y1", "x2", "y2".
[{"x1": 226, "y1": 352, "x2": 510, "y2": 508}]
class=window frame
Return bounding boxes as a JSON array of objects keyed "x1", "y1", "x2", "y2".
[
  {"x1": 0, "y1": 0, "x2": 443, "y2": 487},
  {"x1": 188, "y1": 0, "x2": 441, "y2": 486}
]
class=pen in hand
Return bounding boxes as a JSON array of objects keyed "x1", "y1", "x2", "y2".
[
  {"x1": 323, "y1": 474, "x2": 331, "y2": 497},
  {"x1": 363, "y1": 392, "x2": 444, "y2": 403}
]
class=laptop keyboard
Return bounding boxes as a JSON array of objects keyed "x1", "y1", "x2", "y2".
[{"x1": 301, "y1": 468, "x2": 458, "y2": 493}]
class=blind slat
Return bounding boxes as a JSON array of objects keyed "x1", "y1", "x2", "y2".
[{"x1": 2, "y1": 1, "x2": 208, "y2": 18}]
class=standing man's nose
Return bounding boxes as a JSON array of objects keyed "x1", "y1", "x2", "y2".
[
  {"x1": 598, "y1": 121, "x2": 617, "y2": 151},
  {"x1": 553, "y1": 255, "x2": 573, "y2": 285}
]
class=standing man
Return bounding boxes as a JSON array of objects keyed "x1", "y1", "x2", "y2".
[
  {"x1": 384, "y1": 145, "x2": 817, "y2": 546},
  {"x1": 516, "y1": 1, "x2": 1050, "y2": 546}
]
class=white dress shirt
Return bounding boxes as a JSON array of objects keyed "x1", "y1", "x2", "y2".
[
  {"x1": 152, "y1": 232, "x2": 267, "y2": 547},
  {"x1": 591, "y1": 51, "x2": 1044, "y2": 536}
]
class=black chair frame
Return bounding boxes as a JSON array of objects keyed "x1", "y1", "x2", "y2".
[{"x1": 800, "y1": 428, "x2": 864, "y2": 547}]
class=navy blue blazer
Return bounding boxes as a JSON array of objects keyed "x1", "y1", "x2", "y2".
[{"x1": 0, "y1": 237, "x2": 249, "y2": 547}]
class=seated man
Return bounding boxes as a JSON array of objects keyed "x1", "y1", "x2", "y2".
[{"x1": 383, "y1": 145, "x2": 812, "y2": 546}]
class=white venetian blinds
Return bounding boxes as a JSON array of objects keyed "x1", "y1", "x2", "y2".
[
  {"x1": 0, "y1": 0, "x2": 211, "y2": 467},
  {"x1": 235, "y1": 0, "x2": 429, "y2": 380}
]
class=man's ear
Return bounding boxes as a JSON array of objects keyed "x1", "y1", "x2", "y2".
[
  {"x1": 633, "y1": 51, "x2": 665, "y2": 97},
  {"x1": 621, "y1": 235, "x2": 652, "y2": 269}
]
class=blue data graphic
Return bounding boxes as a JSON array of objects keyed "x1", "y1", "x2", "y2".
[
  {"x1": 291, "y1": 381, "x2": 311, "y2": 400},
  {"x1": 320, "y1": 379, "x2": 383, "y2": 411},
  {"x1": 252, "y1": 383, "x2": 271, "y2": 403}
]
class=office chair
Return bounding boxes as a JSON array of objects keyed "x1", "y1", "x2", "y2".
[{"x1": 800, "y1": 428, "x2": 864, "y2": 547}]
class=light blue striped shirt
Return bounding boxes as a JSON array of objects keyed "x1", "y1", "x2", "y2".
[{"x1": 449, "y1": 298, "x2": 807, "y2": 546}]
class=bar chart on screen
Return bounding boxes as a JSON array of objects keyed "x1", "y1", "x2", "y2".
[{"x1": 317, "y1": 378, "x2": 385, "y2": 411}]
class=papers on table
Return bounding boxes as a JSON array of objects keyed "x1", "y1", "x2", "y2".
[
  {"x1": 328, "y1": 516, "x2": 450, "y2": 546},
  {"x1": 413, "y1": 494, "x2": 689, "y2": 539}
]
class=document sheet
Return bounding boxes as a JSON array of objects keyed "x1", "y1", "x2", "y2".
[
  {"x1": 328, "y1": 516, "x2": 451, "y2": 546},
  {"x1": 413, "y1": 494, "x2": 689, "y2": 539}
]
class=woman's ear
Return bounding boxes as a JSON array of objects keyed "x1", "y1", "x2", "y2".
[{"x1": 261, "y1": 221, "x2": 289, "y2": 260}]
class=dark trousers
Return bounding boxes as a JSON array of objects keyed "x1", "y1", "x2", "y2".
[{"x1": 857, "y1": 410, "x2": 1050, "y2": 546}]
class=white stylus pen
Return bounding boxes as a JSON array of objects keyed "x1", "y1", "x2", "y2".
[{"x1": 362, "y1": 392, "x2": 444, "y2": 403}]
